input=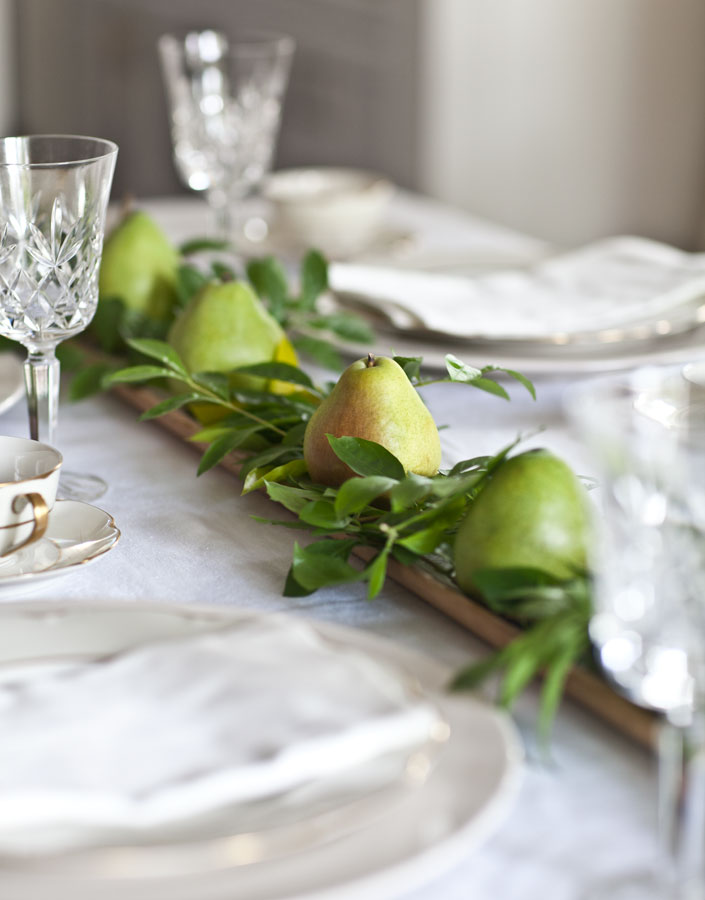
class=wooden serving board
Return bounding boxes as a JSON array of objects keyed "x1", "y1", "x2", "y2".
[{"x1": 112, "y1": 382, "x2": 658, "y2": 750}]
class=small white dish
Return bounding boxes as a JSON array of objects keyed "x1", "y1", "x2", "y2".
[
  {"x1": 264, "y1": 167, "x2": 394, "y2": 257},
  {"x1": 0, "y1": 500, "x2": 120, "y2": 596}
]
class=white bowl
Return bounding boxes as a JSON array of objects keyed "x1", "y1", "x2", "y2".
[{"x1": 264, "y1": 167, "x2": 394, "y2": 256}]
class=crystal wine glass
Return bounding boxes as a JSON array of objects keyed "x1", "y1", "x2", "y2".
[
  {"x1": 0, "y1": 135, "x2": 117, "y2": 501},
  {"x1": 569, "y1": 366, "x2": 705, "y2": 899},
  {"x1": 158, "y1": 29, "x2": 295, "y2": 241}
]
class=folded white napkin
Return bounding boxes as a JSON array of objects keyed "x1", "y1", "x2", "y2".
[
  {"x1": 330, "y1": 236, "x2": 705, "y2": 339},
  {"x1": 0, "y1": 616, "x2": 441, "y2": 854}
]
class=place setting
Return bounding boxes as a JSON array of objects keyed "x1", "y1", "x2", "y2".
[
  {"x1": 5, "y1": 8, "x2": 705, "y2": 900},
  {"x1": 0, "y1": 135, "x2": 121, "y2": 597}
]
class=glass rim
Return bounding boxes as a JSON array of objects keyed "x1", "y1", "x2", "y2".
[
  {"x1": 0, "y1": 135, "x2": 119, "y2": 168},
  {"x1": 158, "y1": 29, "x2": 295, "y2": 59}
]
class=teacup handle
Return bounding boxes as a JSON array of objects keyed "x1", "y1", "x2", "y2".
[{"x1": 1, "y1": 492, "x2": 50, "y2": 558}]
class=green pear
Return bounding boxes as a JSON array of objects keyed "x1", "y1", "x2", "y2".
[
  {"x1": 303, "y1": 354, "x2": 442, "y2": 487},
  {"x1": 99, "y1": 211, "x2": 180, "y2": 320},
  {"x1": 454, "y1": 449, "x2": 592, "y2": 595},
  {"x1": 168, "y1": 279, "x2": 296, "y2": 401}
]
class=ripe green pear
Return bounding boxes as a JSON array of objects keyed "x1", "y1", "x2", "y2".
[
  {"x1": 304, "y1": 354, "x2": 442, "y2": 487},
  {"x1": 99, "y1": 211, "x2": 180, "y2": 320},
  {"x1": 454, "y1": 449, "x2": 592, "y2": 595},
  {"x1": 168, "y1": 279, "x2": 297, "y2": 406}
]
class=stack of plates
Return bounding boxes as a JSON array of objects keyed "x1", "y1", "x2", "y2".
[
  {"x1": 328, "y1": 236, "x2": 705, "y2": 375},
  {"x1": 0, "y1": 603, "x2": 522, "y2": 900}
]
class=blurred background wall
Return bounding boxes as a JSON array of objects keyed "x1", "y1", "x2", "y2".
[{"x1": 5, "y1": 0, "x2": 705, "y2": 249}]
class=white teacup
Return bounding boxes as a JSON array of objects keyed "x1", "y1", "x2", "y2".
[{"x1": 0, "y1": 437, "x2": 62, "y2": 557}]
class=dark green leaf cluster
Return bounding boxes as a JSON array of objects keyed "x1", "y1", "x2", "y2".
[
  {"x1": 246, "y1": 250, "x2": 374, "y2": 369},
  {"x1": 450, "y1": 569, "x2": 592, "y2": 743}
]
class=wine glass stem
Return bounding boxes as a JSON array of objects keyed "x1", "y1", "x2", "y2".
[
  {"x1": 659, "y1": 710, "x2": 705, "y2": 896},
  {"x1": 23, "y1": 346, "x2": 59, "y2": 445}
]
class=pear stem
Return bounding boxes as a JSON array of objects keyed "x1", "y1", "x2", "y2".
[{"x1": 366, "y1": 353, "x2": 376, "y2": 368}]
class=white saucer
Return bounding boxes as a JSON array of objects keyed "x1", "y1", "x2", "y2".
[
  {"x1": 0, "y1": 602, "x2": 523, "y2": 900},
  {"x1": 0, "y1": 500, "x2": 120, "y2": 596}
]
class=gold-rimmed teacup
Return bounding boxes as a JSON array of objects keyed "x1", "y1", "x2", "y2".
[{"x1": 0, "y1": 437, "x2": 61, "y2": 557}]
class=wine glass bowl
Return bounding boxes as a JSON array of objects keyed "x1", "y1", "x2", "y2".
[
  {"x1": 158, "y1": 29, "x2": 295, "y2": 239},
  {"x1": 0, "y1": 135, "x2": 117, "y2": 498}
]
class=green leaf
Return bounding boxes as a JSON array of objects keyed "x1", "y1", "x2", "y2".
[
  {"x1": 293, "y1": 335, "x2": 343, "y2": 371},
  {"x1": 211, "y1": 261, "x2": 237, "y2": 282},
  {"x1": 239, "y1": 446, "x2": 300, "y2": 479},
  {"x1": 56, "y1": 342, "x2": 86, "y2": 372},
  {"x1": 388, "y1": 474, "x2": 435, "y2": 511},
  {"x1": 284, "y1": 566, "x2": 316, "y2": 597},
  {"x1": 449, "y1": 653, "x2": 507, "y2": 692},
  {"x1": 191, "y1": 371, "x2": 230, "y2": 400},
  {"x1": 68, "y1": 363, "x2": 113, "y2": 401},
  {"x1": 105, "y1": 365, "x2": 173, "y2": 384},
  {"x1": 179, "y1": 237, "x2": 232, "y2": 255},
  {"x1": 265, "y1": 481, "x2": 322, "y2": 514},
  {"x1": 247, "y1": 257, "x2": 288, "y2": 321},
  {"x1": 396, "y1": 521, "x2": 450, "y2": 555},
  {"x1": 447, "y1": 456, "x2": 492, "y2": 477},
  {"x1": 365, "y1": 545, "x2": 391, "y2": 600},
  {"x1": 176, "y1": 264, "x2": 209, "y2": 305},
  {"x1": 467, "y1": 377, "x2": 510, "y2": 400},
  {"x1": 299, "y1": 250, "x2": 328, "y2": 310},
  {"x1": 444, "y1": 354, "x2": 482, "y2": 383},
  {"x1": 289, "y1": 541, "x2": 362, "y2": 591},
  {"x1": 334, "y1": 475, "x2": 398, "y2": 518},
  {"x1": 196, "y1": 430, "x2": 255, "y2": 475},
  {"x1": 302, "y1": 538, "x2": 358, "y2": 560},
  {"x1": 327, "y1": 435, "x2": 405, "y2": 480},
  {"x1": 299, "y1": 500, "x2": 350, "y2": 530},
  {"x1": 233, "y1": 361, "x2": 316, "y2": 391},
  {"x1": 139, "y1": 393, "x2": 200, "y2": 420},
  {"x1": 393, "y1": 356, "x2": 422, "y2": 383},
  {"x1": 242, "y1": 459, "x2": 308, "y2": 495},
  {"x1": 539, "y1": 640, "x2": 579, "y2": 742},
  {"x1": 190, "y1": 425, "x2": 236, "y2": 443},
  {"x1": 310, "y1": 313, "x2": 374, "y2": 343},
  {"x1": 442, "y1": 355, "x2": 510, "y2": 400},
  {"x1": 90, "y1": 296, "x2": 127, "y2": 353},
  {"x1": 489, "y1": 366, "x2": 536, "y2": 401},
  {"x1": 126, "y1": 338, "x2": 188, "y2": 375}
]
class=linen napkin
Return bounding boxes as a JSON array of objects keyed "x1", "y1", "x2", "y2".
[
  {"x1": 329, "y1": 236, "x2": 705, "y2": 339},
  {"x1": 0, "y1": 615, "x2": 442, "y2": 854}
]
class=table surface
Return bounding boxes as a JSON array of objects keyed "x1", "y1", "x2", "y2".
[{"x1": 1, "y1": 191, "x2": 663, "y2": 899}]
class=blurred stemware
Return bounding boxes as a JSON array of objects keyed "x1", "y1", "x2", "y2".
[
  {"x1": 569, "y1": 367, "x2": 705, "y2": 899},
  {"x1": 158, "y1": 28, "x2": 295, "y2": 242},
  {"x1": 0, "y1": 135, "x2": 117, "y2": 501}
]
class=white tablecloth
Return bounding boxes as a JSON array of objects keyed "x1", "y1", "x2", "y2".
[{"x1": 0, "y1": 193, "x2": 662, "y2": 899}]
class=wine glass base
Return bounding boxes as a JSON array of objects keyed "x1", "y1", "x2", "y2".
[{"x1": 57, "y1": 471, "x2": 108, "y2": 503}]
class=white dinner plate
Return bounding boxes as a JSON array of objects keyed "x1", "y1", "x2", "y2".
[
  {"x1": 0, "y1": 601, "x2": 523, "y2": 900},
  {"x1": 334, "y1": 319, "x2": 705, "y2": 376},
  {"x1": 0, "y1": 500, "x2": 120, "y2": 597},
  {"x1": 0, "y1": 352, "x2": 25, "y2": 415}
]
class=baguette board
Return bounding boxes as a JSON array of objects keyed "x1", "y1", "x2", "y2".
[{"x1": 112, "y1": 381, "x2": 658, "y2": 750}]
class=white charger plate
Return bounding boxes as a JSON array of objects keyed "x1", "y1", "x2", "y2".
[{"x1": 0, "y1": 602, "x2": 522, "y2": 900}]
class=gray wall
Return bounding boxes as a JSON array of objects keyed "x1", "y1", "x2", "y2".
[{"x1": 17, "y1": 0, "x2": 420, "y2": 200}]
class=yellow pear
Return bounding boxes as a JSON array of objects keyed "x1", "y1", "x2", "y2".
[
  {"x1": 303, "y1": 354, "x2": 441, "y2": 487},
  {"x1": 99, "y1": 211, "x2": 180, "y2": 320},
  {"x1": 454, "y1": 449, "x2": 592, "y2": 595}
]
